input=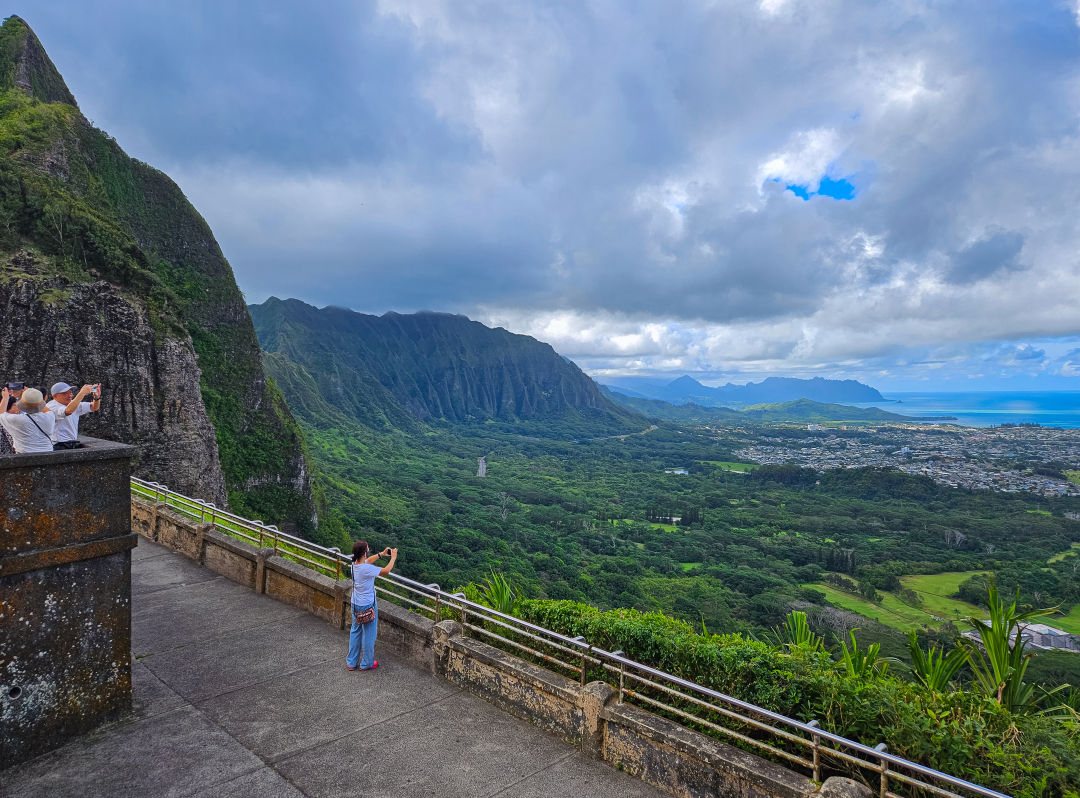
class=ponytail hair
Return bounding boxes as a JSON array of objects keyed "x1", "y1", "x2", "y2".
[{"x1": 352, "y1": 540, "x2": 369, "y2": 563}]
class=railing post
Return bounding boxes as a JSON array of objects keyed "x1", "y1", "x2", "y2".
[
  {"x1": 453, "y1": 593, "x2": 467, "y2": 636},
  {"x1": 428, "y1": 584, "x2": 441, "y2": 621},
  {"x1": 571, "y1": 636, "x2": 587, "y2": 685},
  {"x1": 875, "y1": 742, "x2": 889, "y2": 798},
  {"x1": 808, "y1": 720, "x2": 821, "y2": 783},
  {"x1": 331, "y1": 548, "x2": 342, "y2": 580},
  {"x1": 613, "y1": 650, "x2": 625, "y2": 704}
]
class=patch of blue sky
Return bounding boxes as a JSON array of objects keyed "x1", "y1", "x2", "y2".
[{"x1": 783, "y1": 175, "x2": 857, "y2": 201}]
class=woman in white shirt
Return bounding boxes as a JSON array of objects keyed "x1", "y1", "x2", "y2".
[
  {"x1": 0, "y1": 387, "x2": 56, "y2": 454},
  {"x1": 346, "y1": 540, "x2": 399, "y2": 671}
]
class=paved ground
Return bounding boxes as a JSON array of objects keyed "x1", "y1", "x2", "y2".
[{"x1": 2, "y1": 539, "x2": 666, "y2": 798}]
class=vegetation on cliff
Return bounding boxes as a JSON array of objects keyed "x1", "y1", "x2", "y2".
[{"x1": 0, "y1": 15, "x2": 315, "y2": 531}]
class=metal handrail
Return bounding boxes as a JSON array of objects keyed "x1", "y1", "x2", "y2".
[{"x1": 129, "y1": 477, "x2": 1012, "y2": 798}]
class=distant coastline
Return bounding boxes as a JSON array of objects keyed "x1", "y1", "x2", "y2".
[{"x1": 856, "y1": 390, "x2": 1080, "y2": 429}]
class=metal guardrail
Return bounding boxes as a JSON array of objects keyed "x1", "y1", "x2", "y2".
[{"x1": 130, "y1": 477, "x2": 1011, "y2": 798}]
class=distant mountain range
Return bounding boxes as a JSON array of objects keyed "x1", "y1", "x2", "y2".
[
  {"x1": 601, "y1": 389, "x2": 912, "y2": 425},
  {"x1": 602, "y1": 375, "x2": 886, "y2": 406},
  {"x1": 249, "y1": 298, "x2": 637, "y2": 432}
]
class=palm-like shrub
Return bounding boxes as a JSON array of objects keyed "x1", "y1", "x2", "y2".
[
  {"x1": 769, "y1": 610, "x2": 825, "y2": 652},
  {"x1": 476, "y1": 570, "x2": 518, "y2": 615},
  {"x1": 906, "y1": 630, "x2": 968, "y2": 693},
  {"x1": 960, "y1": 580, "x2": 1054, "y2": 712},
  {"x1": 835, "y1": 631, "x2": 897, "y2": 678}
]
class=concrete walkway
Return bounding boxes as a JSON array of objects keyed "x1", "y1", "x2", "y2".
[{"x1": 2, "y1": 540, "x2": 666, "y2": 798}]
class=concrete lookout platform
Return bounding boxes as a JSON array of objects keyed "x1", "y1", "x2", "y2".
[{"x1": 1, "y1": 538, "x2": 667, "y2": 797}]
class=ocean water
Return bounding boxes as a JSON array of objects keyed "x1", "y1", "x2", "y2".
[{"x1": 855, "y1": 391, "x2": 1080, "y2": 429}]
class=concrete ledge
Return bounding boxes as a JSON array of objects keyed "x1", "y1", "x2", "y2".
[
  {"x1": 201, "y1": 528, "x2": 257, "y2": 588},
  {"x1": 603, "y1": 699, "x2": 815, "y2": 798},
  {"x1": 375, "y1": 598, "x2": 435, "y2": 665},
  {"x1": 0, "y1": 532, "x2": 137, "y2": 578},
  {"x1": 0, "y1": 435, "x2": 135, "y2": 469},
  {"x1": 265, "y1": 556, "x2": 338, "y2": 625},
  {"x1": 445, "y1": 633, "x2": 585, "y2": 744}
]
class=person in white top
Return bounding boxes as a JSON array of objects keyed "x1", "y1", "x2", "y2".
[
  {"x1": 0, "y1": 387, "x2": 57, "y2": 453},
  {"x1": 47, "y1": 382, "x2": 101, "y2": 449}
]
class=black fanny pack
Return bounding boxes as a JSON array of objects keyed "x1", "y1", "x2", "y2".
[{"x1": 53, "y1": 440, "x2": 84, "y2": 451}]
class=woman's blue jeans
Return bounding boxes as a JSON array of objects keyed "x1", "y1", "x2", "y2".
[{"x1": 347, "y1": 601, "x2": 378, "y2": 669}]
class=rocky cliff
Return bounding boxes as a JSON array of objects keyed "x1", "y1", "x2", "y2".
[{"x1": 0, "y1": 16, "x2": 315, "y2": 531}]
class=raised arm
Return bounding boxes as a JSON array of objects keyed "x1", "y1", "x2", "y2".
[
  {"x1": 65, "y1": 384, "x2": 94, "y2": 415},
  {"x1": 363, "y1": 546, "x2": 389, "y2": 565},
  {"x1": 379, "y1": 548, "x2": 398, "y2": 576}
]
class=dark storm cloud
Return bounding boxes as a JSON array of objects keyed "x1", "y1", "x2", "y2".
[
  {"x1": 30, "y1": 1, "x2": 478, "y2": 169},
  {"x1": 945, "y1": 232, "x2": 1025, "y2": 284}
]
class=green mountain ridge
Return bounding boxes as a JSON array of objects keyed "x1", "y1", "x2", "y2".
[{"x1": 250, "y1": 297, "x2": 639, "y2": 433}]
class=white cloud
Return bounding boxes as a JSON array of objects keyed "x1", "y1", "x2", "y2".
[{"x1": 757, "y1": 128, "x2": 845, "y2": 193}]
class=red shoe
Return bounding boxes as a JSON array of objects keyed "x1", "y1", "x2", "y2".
[
  {"x1": 346, "y1": 663, "x2": 358, "y2": 671},
  {"x1": 361, "y1": 660, "x2": 378, "y2": 671}
]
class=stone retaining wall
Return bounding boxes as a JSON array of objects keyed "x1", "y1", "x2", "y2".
[
  {"x1": 1, "y1": 437, "x2": 137, "y2": 768},
  {"x1": 131, "y1": 496, "x2": 868, "y2": 798}
]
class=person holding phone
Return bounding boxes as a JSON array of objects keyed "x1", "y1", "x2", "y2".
[
  {"x1": 0, "y1": 381, "x2": 22, "y2": 454},
  {"x1": 346, "y1": 540, "x2": 398, "y2": 671},
  {"x1": 0, "y1": 387, "x2": 56, "y2": 453},
  {"x1": 47, "y1": 382, "x2": 101, "y2": 450}
]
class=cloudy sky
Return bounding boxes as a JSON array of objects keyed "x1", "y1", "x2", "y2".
[{"x1": 26, "y1": 0, "x2": 1080, "y2": 391}]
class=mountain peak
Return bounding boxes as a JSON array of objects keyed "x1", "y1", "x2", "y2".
[
  {"x1": 1, "y1": 16, "x2": 78, "y2": 108},
  {"x1": 668, "y1": 375, "x2": 705, "y2": 389}
]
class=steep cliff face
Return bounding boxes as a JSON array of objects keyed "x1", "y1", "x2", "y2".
[
  {"x1": 250, "y1": 297, "x2": 634, "y2": 428},
  {"x1": 0, "y1": 17, "x2": 315, "y2": 530},
  {"x1": 1, "y1": 253, "x2": 225, "y2": 499}
]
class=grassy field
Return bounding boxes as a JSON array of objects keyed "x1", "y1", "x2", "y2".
[
  {"x1": 1064, "y1": 470, "x2": 1080, "y2": 486},
  {"x1": 806, "y1": 583, "x2": 939, "y2": 631},
  {"x1": 900, "y1": 572, "x2": 987, "y2": 623},
  {"x1": 1048, "y1": 542, "x2": 1080, "y2": 563},
  {"x1": 614, "y1": 518, "x2": 680, "y2": 532},
  {"x1": 680, "y1": 562, "x2": 701, "y2": 572},
  {"x1": 1047, "y1": 604, "x2": 1080, "y2": 635},
  {"x1": 701, "y1": 460, "x2": 759, "y2": 472},
  {"x1": 805, "y1": 571, "x2": 989, "y2": 633}
]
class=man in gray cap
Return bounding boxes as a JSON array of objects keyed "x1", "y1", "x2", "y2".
[
  {"x1": 47, "y1": 382, "x2": 101, "y2": 449},
  {"x1": 0, "y1": 387, "x2": 57, "y2": 453}
]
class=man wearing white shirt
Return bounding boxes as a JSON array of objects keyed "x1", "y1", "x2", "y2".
[
  {"x1": 0, "y1": 387, "x2": 56, "y2": 453},
  {"x1": 47, "y1": 381, "x2": 101, "y2": 449}
]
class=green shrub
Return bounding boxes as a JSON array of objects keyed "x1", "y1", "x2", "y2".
[{"x1": 518, "y1": 599, "x2": 1080, "y2": 797}]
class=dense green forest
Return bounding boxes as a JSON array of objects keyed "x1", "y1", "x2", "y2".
[{"x1": 294, "y1": 404, "x2": 1080, "y2": 653}]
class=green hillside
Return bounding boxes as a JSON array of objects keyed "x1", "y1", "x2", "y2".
[{"x1": 250, "y1": 297, "x2": 639, "y2": 435}]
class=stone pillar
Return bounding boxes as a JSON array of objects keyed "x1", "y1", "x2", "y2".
[
  {"x1": 0, "y1": 436, "x2": 137, "y2": 769},
  {"x1": 432, "y1": 619, "x2": 462, "y2": 676},
  {"x1": 255, "y1": 547, "x2": 275, "y2": 594},
  {"x1": 581, "y1": 681, "x2": 616, "y2": 759}
]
